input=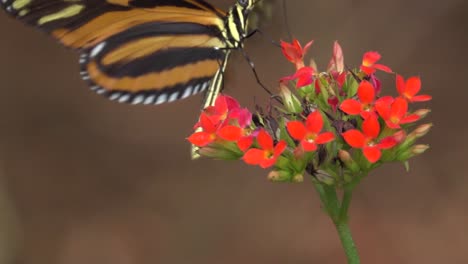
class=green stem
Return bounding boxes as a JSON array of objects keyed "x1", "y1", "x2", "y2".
[
  {"x1": 339, "y1": 188, "x2": 353, "y2": 222},
  {"x1": 335, "y1": 221, "x2": 361, "y2": 264}
]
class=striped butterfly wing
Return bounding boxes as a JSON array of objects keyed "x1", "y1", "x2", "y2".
[{"x1": 1, "y1": 0, "x2": 230, "y2": 104}]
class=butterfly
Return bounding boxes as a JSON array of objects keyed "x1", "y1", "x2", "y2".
[{"x1": 0, "y1": 0, "x2": 258, "y2": 107}]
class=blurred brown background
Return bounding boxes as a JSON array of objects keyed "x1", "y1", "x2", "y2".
[{"x1": 0, "y1": 0, "x2": 467, "y2": 263}]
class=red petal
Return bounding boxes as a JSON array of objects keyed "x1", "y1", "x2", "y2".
[
  {"x1": 301, "y1": 140, "x2": 317, "y2": 152},
  {"x1": 257, "y1": 129, "x2": 273, "y2": 150},
  {"x1": 396, "y1": 75, "x2": 405, "y2": 95},
  {"x1": 303, "y1": 40, "x2": 314, "y2": 55},
  {"x1": 287, "y1": 121, "x2": 307, "y2": 140},
  {"x1": 260, "y1": 157, "x2": 276, "y2": 169},
  {"x1": 243, "y1": 149, "x2": 265, "y2": 165},
  {"x1": 373, "y1": 63, "x2": 393, "y2": 73},
  {"x1": 224, "y1": 95, "x2": 240, "y2": 110},
  {"x1": 357, "y1": 80, "x2": 376, "y2": 104},
  {"x1": 214, "y1": 95, "x2": 228, "y2": 115},
  {"x1": 411, "y1": 95, "x2": 432, "y2": 102},
  {"x1": 315, "y1": 132, "x2": 335, "y2": 144},
  {"x1": 405, "y1": 76, "x2": 421, "y2": 97},
  {"x1": 342, "y1": 130, "x2": 366, "y2": 148},
  {"x1": 200, "y1": 113, "x2": 217, "y2": 133},
  {"x1": 273, "y1": 140, "x2": 287, "y2": 157},
  {"x1": 375, "y1": 96, "x2": 393, "y2": 120},
  {"x1": 362, "y1": 114, "x2": 380, "y2": 139},
  {"x1": 378, "y1": 136, "x2": 397, "y2": 149},
  {"x1": 340, "y1": 99, "x2": 362, "y2": 115},
  {"x1": 187, "y1": 132, "x2": 214, "y2": 147},
  {"x1": 363, "y1": 146, "x2": 381, "y2": 163},
  {"x1": 360, "y1": 65, "x2": 375, "y2": 75},
  {"x1": 305, "y1": 111, "x2": 323, "y2": 133},
  {"x1": 384, "y1": 119, "x2": 401, "y2": 129},
  {"x1": 217, "y1": 125, "x2": 242, "y2": 141},
  {"x1": 362, "y1": 51, "x2": 380, "y2": 66},
  {"x1": 390, "y1": 97, "x2": 408, "y2": 119},
  {"x1": 237, "y1": 136, "x2": 253, "y2": 152},
  {"x1": 400, "y1": 114, "x2": 420, "y2": 124}
]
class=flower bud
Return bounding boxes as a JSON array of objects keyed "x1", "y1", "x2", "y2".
[
  {"x1": 268, "y1": 170, "x2": 293, "y2": 182},
  {"x1": 338, "y1": 150, "x2": 360, "y2": 174},
  {"x1": 279, "y1": 83, "x2": 303, "y2": 114},
  {"x1": 313, "y1": 170, "x2": 334, "y2": 185},
  {"x1": 413, "y1": 109, "x2": 431, "y2": 119},
  {"x1": 410, "y1": 144, "x2": 430, "y2": 156},
  {"x1": 407, "y1": 123, "x2": 432, "y2": 141},
  {"x1": 198, "y1": 144, "x2": 241, "y2": 160}
]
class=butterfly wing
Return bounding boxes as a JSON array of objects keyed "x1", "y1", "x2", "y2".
[{"x1": 1, "y1": 0, "x2": 229, "y2": 104}]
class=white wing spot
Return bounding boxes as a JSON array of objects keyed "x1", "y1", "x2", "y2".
[
  {"x1": 82, "y1": 75, "x2": 90, "y2": 80},
  {"x1": 200, "y1": 82, "x2": 208, "y2": 92},
  {"x1": 131, "y1": 95, "x2": 145, "y2": 105},
  {"x1": 90, "y1": 85, "x2": 99, "y2": 91},
  {"x1": 6, "y1": 5, "x2": 13, "y2": 12},
  {"x1": 109, "y1": 92, "x2": 121, "y2": 101},
  {"x1": 2, "y1": 0, "x2": 8, "y2": 4},
  {"x1": 143, "y1": 94, "x2": 156, "y2": 105},
  {"x1": 118, "y1": 94, "x2": 130, "y2": 103},
  {"x1": 181, "y1": 86, "x2": 192, "y2": 99},
  {"x1": 90, "y1": 42, "x2": 106, "y2": 58},
  {"x1": 155, "y1": 94, "x2": 168, "y2": 105},
  {"x1": 193, "y1": 84, "x2": 201, "y2": 94},
  {"x1": 96, "y1": 88, "x2": 106, "y2": 94},
  {"x1": 168, "y1": 92, "x2": 179, "y2": 103}
]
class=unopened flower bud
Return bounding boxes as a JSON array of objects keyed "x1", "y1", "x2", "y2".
[
  {"x1": 411, "y1": 144, "x2": 430, "y2": 156},
  {"x1": 313, "y1": 170, "x2": 334, "y2": 185},
  {"x1": 268, "y1": 170, "x2": 293, "y2": 182},
  {"x1": 338, "y1": 150, "x2": 360, "y2": 173},
  {"x1": 279, "y1": 83, "x2": 303, "y2": 113},
  {"x1": 198, "y1": 144, "x2": 241, "y2": 160},
  {"x1": 408, "y1": 123, "x2": 432, "y2": 141},
  {"x1": 413, "y1": 109, "x2": 431, "y2": 119}
]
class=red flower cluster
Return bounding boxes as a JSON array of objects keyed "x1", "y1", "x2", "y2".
[
  {"x1": 189, "y1": 38, "x2": 432, "y2": 183},
  {"x1": 188, "y1": 95, "x2": 287, "y2": 168}
]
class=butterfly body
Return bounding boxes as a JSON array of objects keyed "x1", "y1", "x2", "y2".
[{"x1": 1, "y1": 0, "x2": 256, "y2": 105}]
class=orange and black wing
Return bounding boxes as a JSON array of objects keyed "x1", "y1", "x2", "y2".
[{"x1": 1, "y1": 0, "x2": 229, "y2": 104}]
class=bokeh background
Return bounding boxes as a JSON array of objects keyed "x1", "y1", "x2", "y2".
[{"x1": 0, "y1": 0, "x2": 467, "y2": 263}]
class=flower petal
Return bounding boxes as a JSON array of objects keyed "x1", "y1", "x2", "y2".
[
  {"x1": 200, "y1": 112, "x2": 217, "y2": 133},
  {"x1": 315, "y1": 132, "x2": 335, "y2": 144},
  {"x1": 257, "y1": 129, "x2": 273, "y2": 150},
  {"x1": 373, "y1": 63, "x2": 392, "y2": 73},
  {"x1": 187, "y1": 132, "x2": 214, "y2": 147},
  {"x1": 217, "y1": 125, "x2": 242, "y2": 141},
  {"x1": 305, "y1": 111, "x2": 323, "y2": 133},
  {"x1": 243, "y1": 149, "x2": 265, "y2": 165},
  {"x1": 396, "y1": 74, "x2": 405, "y2": 95},
  {"x1": 378, "y1": 136, "x2": 397, "y2": 149},
  {"x1": 400, "y1": 114, "x2": 420, "y2": 124},
  {"x1": 237, "y1": 136, "x2": 253, "y2": 152},
  {"x1": 362, "y1": 51, "x2": 380, "y2": 66},
  {"x1": 390, "y1": 97, "x2": 408, "y2": 119},
  {"x1": 287, "y1": 121, "x2": 307, "y2": 140},
  {"x1": 411, "y1": 95, "x2": 432, "y2": 102},
  {"x1": 340, "y1": 99, "x2": 362, "y2": 115},
  {"x1": 301, "y1": 140, "x2": 317, "y2": 152},
  {"x1": 363, "y1": 146, "x2": 381, "y2": 163},
  {"x1": 362, "y1": 114, "x2": 380, "y2": 139},
  {"x1": 357, "y1": 81, "x2": 375, "y2": 104},
  {"x1": 342, "y1": 130, "x2": 366, "y2": 148},
  {"x1": 273, "y1": 140, "x2": 287, "y2": 157},
  {"x1": 405, "y1": 76, "x2": 421, "y2": 97}
]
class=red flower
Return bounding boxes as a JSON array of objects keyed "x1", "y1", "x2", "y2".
[
  {"x1": 281, "y1": 39, "x2": 313, "y2": 69},
  {"x1": 396, "y1": 75, "x2": 432, "y2": 102},
  {"x1": 342, "y1": 114, "x2": 397, "y2": 163},
  {"x1": 286, "y1": 111, "x2": 335, "y2": 152},
  {"x1": 281, "y1": 66, "x2": 314, "y2": 88},
  {"x1": 360, "y1": 51, "x2": 392, "y2": 75},
  {"x1": 340, "y1": 80, "x2": 391, "y2": 119},
  {"x1": 188, "y1": 112, "x2": 221, "y2": 147},
  {"x1": 243, "y1": 130, "x2": 287, "y2": 168},
  {"x1": 375, "y1": 97, "x2": 420, "y2": 129}
]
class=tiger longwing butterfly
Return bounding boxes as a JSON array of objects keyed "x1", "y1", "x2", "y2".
[{"x1": 0, "y1": 0, "x2": 258, "y2": 107}]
